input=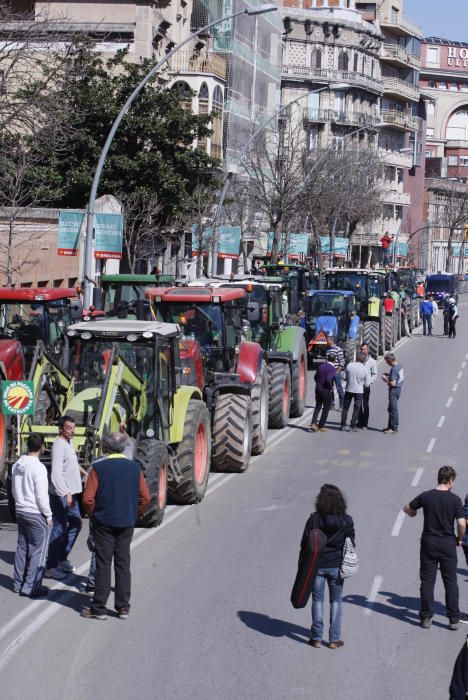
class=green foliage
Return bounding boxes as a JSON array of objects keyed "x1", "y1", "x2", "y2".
[{"x1": 30, "y1": 46, "x2": 218, "y2": 221}]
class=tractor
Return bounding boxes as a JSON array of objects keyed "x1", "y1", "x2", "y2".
[
  {"x1": 324, "y1": 269, "x2": 390, "y2": 359},
  {"x1": 217, "y1": 280, "x2": 308, "y2": 429},
  {"x1": 91, "y1": 273, "x2": 176, "y2": 320},
  {"x1": 146, "y1": 286, "x2": 268, "y2": 471},
  {"x1": 304, "y1": 290, "x2": 362, "y2": 365},
  {"x1": 386, "y1": 268, "x2": 421, "y2": 334},
  {"x1": 257, "y1": 262, "x2": 319, "y2": 314},
  {"x1": 7, "y1": 319, "x2": 211, "y2": 524}
]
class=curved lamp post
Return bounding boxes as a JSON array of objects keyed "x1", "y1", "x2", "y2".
[{"x1": 82, "y1": 3, "x2": 278, "y2": 307}]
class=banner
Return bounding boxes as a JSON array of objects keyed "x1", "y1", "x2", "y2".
[
  {"x1": 2, "y1": 381, "x2": 34, "y2": 416},
  {"x1": 452, "y1": 244, "x2": 468, "y2": 257},
  {"x1": 266, "y1": 232, "x2": 309, "y2": 259},
  {"x1": 320, "y1": 236, "x2": 349, "y2": 257},
  {"x1": 57, "y1": 211, "x2": 84, "y2": 256},
  {"x1": 389, "y1": 241, "x2": 408, "y2": 257},
  {"x1": 192, "y1": 225, "x2": 241, "y2": 259},
  {"x1": 94, "y1": 213, "x2": 124, "y2": 260}
]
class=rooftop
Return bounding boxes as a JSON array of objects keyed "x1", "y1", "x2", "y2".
[{"x1": 424, "y1": 37, "x2": 468, "y2": 48}]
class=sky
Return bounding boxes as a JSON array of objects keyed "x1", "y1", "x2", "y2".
[{"x1": 405, "y1": 0, "x2": 468, "y2": 42}]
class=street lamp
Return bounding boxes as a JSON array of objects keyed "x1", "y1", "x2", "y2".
[
  {"x1": 210, "y1": 82, "x2": 352, "y2": 275},
  {"x1": 82, "y1": 3, "x2": 278, "y2": 307}
]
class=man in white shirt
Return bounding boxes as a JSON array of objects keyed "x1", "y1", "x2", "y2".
[
  {"x1": 12, "y1": 434, "x2": 52, "y2": 598},
  {"x1": 46, "y1": 415, "x2": 85, "y2": 579},
  {"x1": 357, "y1": 342, "x2": 378, "y2": 430},
  {"x1": 340, "y1": 352, "x2": 370, "y2": 432}
]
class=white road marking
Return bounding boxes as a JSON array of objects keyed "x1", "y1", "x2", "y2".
[
  {"x1": 426, "y1": 438, "x2": 436, "y2": 454},
  {"x1": 364, "y1": 575, "x2": 383, "y2": 615},
  {"x1": 457, "y1": 372, "x2": 463, "y2": 380},
  {"x1": 465, "y1": 354, "x2": 468, "y2": 360},
  {"x1": 462, "y1": 362, "x2": 466, "y2": 369},
  {"x1": 411, "y1": 468, "x2": 424, "y2": 487},
  {"x1": 446, "y1": 397, "x2": 453, "y2": 408},
  {"x1": 437, "y1": 416, "x2": 446, "y2": 429},
  {"x1": 453, "y1": 383, "x2": 459, "y2": 392},
  {"x1": 391, "y1": 511, "x2": 406, "y2": 537}
]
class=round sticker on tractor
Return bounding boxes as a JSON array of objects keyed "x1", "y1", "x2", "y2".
[{"x1": 1, "y1": 381, "x2": 35, "y2": 416}]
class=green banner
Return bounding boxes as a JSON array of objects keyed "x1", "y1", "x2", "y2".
[{"x1": 2, "y1": 381, "x2": 35, "y2": 416}]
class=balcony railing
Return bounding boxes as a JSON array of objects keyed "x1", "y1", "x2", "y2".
[
  {"x1": 169, "y1": 52, "x2": 227, "y2": 81},
  {"x1": 383, "y1": 77, "x2": 420, "y2": 102},
  {"x1": 382, "y1": 190, "x2": 411, "y2": 206},
  {"x1": 379, "y1": 12, "x2": 423, "y2": 38},
  {"x1": 281, "y1": 65, "x2": 384, "y2": 95},
  {"x1": 382, "y1": 44, "x2": 420, "y2": 69},
  {"x1": 304, "y1": 108, "x2": 381, "y2": 129},
  {"x1": 381, "y1": 109, "x2": 420, "y2": 132}
]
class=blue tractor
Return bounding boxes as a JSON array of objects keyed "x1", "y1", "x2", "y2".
[{"x1": 304, "y1": 290, "x2": 362, "y2": 365}]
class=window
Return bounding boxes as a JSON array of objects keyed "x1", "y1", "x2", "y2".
[
  {"x1": 450, "y1": 83, "x2": 459, "y2": 91},
  {"x1": 460, "y1": 156, "x2": 468, "y2": 167},
  {"x1": 338, "y1": 50, "x2": 348, "y2": 71},
  {"x1": 427, "y1": 80, "x2": 436, "y2": 88},
  {"x1": 448, "y1": 156, "x2": 458, "y2": 166},
  {"x1": 426, "y1": 102, "x2": 435, "y2": 117},
  {"x1": 311, "y1": 48, "x2": 322, "y2": 69},
  {"x1": 426, "y1": 46, "x2": 440, "y2": 65},
  {"x1": 438, "y1": 81, "x2": 447, "y2": 90},
  {"x1": 353, "y1": 53, "x2": 358, "y2": 72},
  {"x1": 426, "y1": 127, "x2": 434, "y2": 137},
  {"x1": 461, "y1": 84, "x2": 468, "y2": 92},
  {"x1": 446, "y1": 110, "x2": 468, "y2": 140},
  {"x1": 197, "y1": 82, "x2": 209, "y2": 150}
]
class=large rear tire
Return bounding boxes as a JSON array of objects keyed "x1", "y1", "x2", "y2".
[
  {"x1": 290, "y1": 341, "x2": 308, "y2": 418},
  {"x1": 170, "y1": 400, "x2": 211, "y2": 504},
  {"x1": 135, "y1": 439, "x2": 169, "y2": 527},
  {"x1": 362, "y1": 321, "x2": 379, "y2": 359},
  {"x1": 251, "y1": 363, "x2": 269, "y2": 455},
  {"x1": 385, "y1": 315, "x2": 394, "y2": 351},
  {"x1": 344, "y1": 338, "x2": 357, "y2": 365},
  {"x1": 211, "y1": 394, "x2": 252, "y2": 472},
  {"x1": 268, "y1": 362, "x2": 291, "y2": 429}
]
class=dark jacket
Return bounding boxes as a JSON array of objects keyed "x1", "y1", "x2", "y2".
[
  {"x1": 311, "y1": 512, "x2": 355, "y2": 568},
  {"x1": 82, "y1": 454, "x2": 151, "y2": 528},
  {"x1": 449, "y1": 636, "x2": 468, "y2": 699},
  {"x1": 315, "y1": 361, "x2": 336, "y2": 393}
]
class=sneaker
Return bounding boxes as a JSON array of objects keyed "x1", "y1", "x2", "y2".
[
  {"x1": 58, "y1": 560, "x2": 75, "y2": 573},
  {"x1": 20, "y1": 586, "x2": 49, "y2": 599},
  {"x1": 329, "y1": 640, "x2": 345, "y2": 649},
  {"x1": 449, "y1": 621, "x2": 460, "y2": 631},
  {"x1": 45, "y1": 567, "x2": 67, "y2": 580},
  {"x1": 350, "y1": 427, "x2": 358, "y2": 433},
  {"x1": 80, "y1": 606, "x2": 107, "y2": 621},
  {"x1": 309, "y1": 423, "x2": 319, "y2": 432},
  {"x1": 360, "y1": 426, "x2": 368, "y2": 431},
  {"x1": 117, "y1": 607, "x2": 129, "y2": 620},
  {"x1": 318, "y1": 427, "x2": 328, "y2": 432},
  {"x1": 420, "y1": 618, "x2": 432, "y2": 629},
  {"x1": 78, "y1": 582, "x2": 95, "y2": 594},
  {"x1": 383, "y1": 428, "x2": 394, "y2": 435},
  {"x1": 339, "y1": 426, "x2": 345, "y2": 431},
  {"x1": 307, "y1": 639, "x2": 321, "y2": 648}
]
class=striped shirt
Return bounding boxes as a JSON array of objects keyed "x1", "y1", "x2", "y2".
[{"x1": 325, "y1": 344, "x2": 345, "y2": 370}]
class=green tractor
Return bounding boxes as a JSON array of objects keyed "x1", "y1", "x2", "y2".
[
  {"x1": 257, "y1": 262, "x2": 319, "y2": 315},
  {"x1": 324, "y1": 269, "x2": 391, "y2": 359},
  {"x1": 91, "y1": 273, "x2": 176, "y2": 320},
  {"x1": 218, "y1": 281, "x2": 308, "y2": 429},
  {"x1": 10, "y1": 320, "x2": 211, "y2": 525},
  {"x1": 386, "y1": 267, "x2": 421, "y2": 335}
]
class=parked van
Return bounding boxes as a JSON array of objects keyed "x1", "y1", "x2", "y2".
[{"x1": 425, "y1": 273, "x2": 459, "y2": 306}]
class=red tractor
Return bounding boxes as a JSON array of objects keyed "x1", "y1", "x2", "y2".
[{"x1": 146, "y1": 286, "x2": 269, "y2": 472}]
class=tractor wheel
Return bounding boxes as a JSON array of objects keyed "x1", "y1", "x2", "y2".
[
  {"x1": 385, "y1": 315, "x2": 394, "y2": 351},
  {"x1": 170, "y1": 400, "x2": 211, "y2": 504},
  {"x1": 290, "y1": 341, "x2": 308, "y2": 418},
  {"x1": 251, "y1": 363, "x2": 269, "y2": 455},
  {"x1": 211, "y1": 393, "x2": 252, "y2": 472},
  {"x1": 344, "y1": 338, "x2": 357, "y2": 365},
  {"x1": 135, "y1": 439, "x2": 169, "y2": 527},
  {"x1": 268, "y1": 362, "x2": 291, "y2": 429},
  {"x1": 362, "y1": 321, "x2": 379, "y2": 359}
]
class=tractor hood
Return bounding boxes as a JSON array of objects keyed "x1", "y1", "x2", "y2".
[
  {"x1": 0, "y1": 338, "x2": 24, "y2": 378},
  {"x1": 314, "y1": 316, "x2": 338, "y2": 338}
]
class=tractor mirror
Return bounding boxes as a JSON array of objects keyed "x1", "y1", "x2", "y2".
[
  {"x1": 92, "y1": 287, "x2": 102, "y2": 310},
  {"x1": 247, "y1": 302, "x2": 260, "y2": 323}
]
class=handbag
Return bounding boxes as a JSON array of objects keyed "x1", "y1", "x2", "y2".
[{"x1": 340, "y1": 537, "x2": 358, "y2": 578}]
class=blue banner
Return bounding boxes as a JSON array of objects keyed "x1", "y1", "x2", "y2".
[
  {"x1": 452, "y1": 244, "x2": 468, "y2": 257},
  {"x1": 94, "y1": 213, "x2": 124, "y2": 260},
  {"x1": 320, "y1": 236, "x2": 349, "y2": 256},
  {"x1": 57, "y1": 211, "x2": 84, "y2": 256},
  {"x1": 192, "y1": 225, "x2": 241, "y2": 259},
  {"x1": 266, "y1": 232, "x2": 309, "y2": 259},
  {"x1": 389, "y1": 242, "x2": 408, "y2": 257}
]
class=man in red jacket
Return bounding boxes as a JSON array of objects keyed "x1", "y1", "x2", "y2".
[
  {"x1": 380, "y1": 232, "x2": 393, "y2": 266},
  {"x1": 81, "y1": 432, "x2": 151, "y2": 620}
]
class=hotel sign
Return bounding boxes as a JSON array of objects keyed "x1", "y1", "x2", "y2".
[{"x1": 447, "y1": 47, "x2": 468, "y2": 68}]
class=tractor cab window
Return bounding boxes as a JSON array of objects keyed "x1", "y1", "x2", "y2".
[
  {"x1": 103, "y1": 284, "x2": 149, "y2": 320},
  {"x1": 307, "y1": 293, "x2": 346, "y2": 318},
  {"x1": 0, "y1": 302, "x2": 46, "y2": 342},
  {"x1": 367, "y1": 277, "x2": 382, "y2": 298},
  {"x1": 47, "y1": 302, "x2": 72, "y2": 344}
]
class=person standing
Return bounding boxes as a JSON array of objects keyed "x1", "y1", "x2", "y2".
[
  {"x1": 340, "y1": 352, "x2": 370, "y2": 432},
  {"x1": 357, "y1": 343, "x2": 377, "y2": 430},
  {"x1": 403, "y1": 466, "x2": 465, "y2": 630},
  {"x1": 325, "y1": 336, "x2": 345, "y2": 411},
  {"x1": 306, "y1": 484, "x2": 355, "y2": 649},
  {"x1": 447, "y1": 297, "x2": 459, "y2": 339},
  {"x1": 309, "y1": 353, "x2": 336, "y2": 433},
  {"x1": 430, "y1": 294, "x2": 438, "y2": 317},
  {"x1": 419, "y1": 295, "x2": 434, "y2": 336},
  {"x1": 380, "y1": 231, "x2": 392, "y2": 266},
  {"x1": 381, "y1": 352, "x2": 404, "y2": 434},
  {"x1": 462, "y1": 494, "x2": 468, "y2": 568},
  {"x1": 12, "y1": 434, "x2": 52, "y2": 598},
  {"x1": 81, "y1": 431, "x2": 151, "y2": 620},
  {"x1": 46, "y1": 415, "x2": 85, "y2": 579}
]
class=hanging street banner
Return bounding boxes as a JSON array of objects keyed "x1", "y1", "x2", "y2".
[
  {"x1": 191, "y1": 225, "x2": 241, "y2": 259},
  {"x1": 266, "y1": 232, "x2": 309, "y2": 260},
  {"x1": 1, "y1": 381, "x2": 35, "y2": 416},
  {"x1": 320, "y1": 236, "x2": 349, "y2": 257},
  {"x1": 389, "y1": 241, "x2": 409, "y2": 257},
  {"x1": 452, "y1": 243, "x2": 468, "y2": 257},
  {"x1": 94, "y1": 213, "x2": 124, "y2": 260},
  {"x1": 57, "y1": 211, "x2": 84, "y2": 256}
]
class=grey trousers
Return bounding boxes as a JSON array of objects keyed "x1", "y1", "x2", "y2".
[{"x1": 14, "y1": 512, "x2": 50, "y2": 595}]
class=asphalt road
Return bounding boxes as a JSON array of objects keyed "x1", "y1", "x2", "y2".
[{"x1": 0, "y1": 303, "x2": 467, "y2": 700}]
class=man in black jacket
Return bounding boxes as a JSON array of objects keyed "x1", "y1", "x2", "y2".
[{"x1": 449, "y1": 635, "x2": 468, "y2": 699}]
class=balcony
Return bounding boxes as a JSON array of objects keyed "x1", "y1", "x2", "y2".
[
  {"x1": 169, "y1": 52, "x2": 227, "y2": 81},
  {"x1": 381, "y1": 109, "x2": 420, "y2": 132},
  {"x1": 382, "y1": 44, "x2": 420, "y2": 70},
  {"x1": 281, "y1": 65, "x2": 384, "y2": 95},
  {"x1": 383, "y1": 77, "x2": 420, "y2": 102},
  {"x1": 379, "y1": 149, "x2": 412, "y2": 168},
  {"x1": 379, "y1": 12, "x2": 423, "y2": 39},
  {"x1": 304, "y1": 108, "x2": 381, "y2": 129},
  {"x1": 382, "y1": 189, "x2": 411, "y2": 206}
]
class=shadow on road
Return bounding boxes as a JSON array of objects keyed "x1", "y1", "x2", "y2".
[
  {"x1": 0, "y1": 549, "x2": 15, "y2": 565},
  {"x1": 343, "y1": 591, "x2": 448, "y2": 628},
  {"x1": 237, "y1": 610, "x2": 310, "y2": 644}
]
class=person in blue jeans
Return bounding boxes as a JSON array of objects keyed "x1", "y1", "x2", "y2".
[{"x1": 308, "y1": 484, "x2": 355, "y2": 650}]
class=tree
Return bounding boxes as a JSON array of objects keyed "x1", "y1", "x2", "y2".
[
  {"x1": 119, "y1": 193, "x2": 164, "y2": 273},
  {"x1": 426, "y1": 179, "x2": 468, "y2": 272},
  {"x1": 184, "y1": 180, "x2": 220, "y2": 277},
  {"x1": 223, "y1": 180, "x2": 261, "y2": 273}
]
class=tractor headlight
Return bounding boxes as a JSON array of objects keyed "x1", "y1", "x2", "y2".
[
  {"x1": 126, "y1": 333, "x2": 138, "y2": 342},
  {"x1": 142, "y1": 331, "x2": 153, "y2": 339},
  {"x1": 67, "y1": 329, "x2": 77, "y2": 337},
  {"x1": 80, "y1": 331, "x2": 93, "y2": 340}
]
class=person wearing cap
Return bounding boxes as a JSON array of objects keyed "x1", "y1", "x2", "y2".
[{"x1": 309, "y1": 353, "x2": 336, "y2": 433}]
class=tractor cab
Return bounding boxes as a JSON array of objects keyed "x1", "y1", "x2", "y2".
[
  {"x1": 217, "y1": 282, "x2": 284, "y2": 349},
  {"x1": 324, "y1": 269, "x2": 385, "y2": 319},
  {"x1": 99, "y1": 273, "x2": 176, "y2": 320},
  {"x1": 0, "y1": 287, "x2": 78, "y2": 376},
  {"x1": 305, "y1": 290, "x2": 359, "y2": 362},
  {"x1": 258, "y1": 263, "x2": 314, "y2": 314}
]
